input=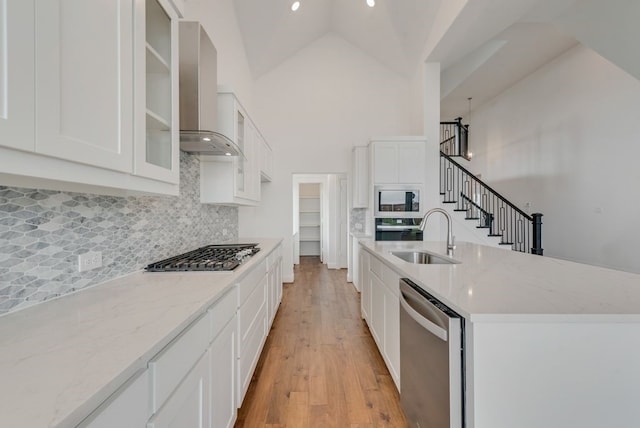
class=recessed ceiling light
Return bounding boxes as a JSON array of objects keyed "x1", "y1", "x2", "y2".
[
  {"x1": 202, "y1": 137, "x2": 211, "y2": 142},
  {"x1": 291, "y1": 1, "x2": 300, "y2": 11},
  {"x1": 225, "y1": 152, "x2": 232, "y2": 156},
  {"x1": 366, "y1": 0, "x2": 375, "y2": 7}
]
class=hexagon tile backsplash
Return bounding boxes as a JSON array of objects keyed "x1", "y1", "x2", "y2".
[{"x1": 0, "y1": 152, "x2": 238, "y2": 315}]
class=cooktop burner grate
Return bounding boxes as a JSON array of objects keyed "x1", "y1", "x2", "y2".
[{"x1": 145, "y1": 244, "x2": 260, "y2": 272}]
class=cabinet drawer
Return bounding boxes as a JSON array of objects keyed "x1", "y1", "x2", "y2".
[
  {"x1": 210, "y1": 286, "x2": 237, "y2": 342},
  {"x1": 238, "y1": 304, "x2": 267, "y2": 404},
  {"x1": 238, "y1": 274, "x2": 267, "y2": 351},
  {"x1": 238, "y1": 259, "x2": 267, "y2": 306},
  {"x1": 78, "y1": 369, "x2": 150, "y2": 428},
  {"x1": 149, "y1": 313, "x2": 210, "y2": 413},
  {"x1": 382, "y1": 263, "x2": 400, "y2": 297},
  {"x1": 370, "y1": 254, "x2": 383, "y2": 279},
  {"x1": 147, "y1": 350, "x2": 210, "y2": 428}
]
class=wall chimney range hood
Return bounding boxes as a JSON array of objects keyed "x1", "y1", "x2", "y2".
[{"x1": 178, "y1": 22, "x2": 242, "y2": 157}]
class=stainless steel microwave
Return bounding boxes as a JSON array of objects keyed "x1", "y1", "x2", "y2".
[{"x1": 374, "y1": 185, "x2": 422, "y2": 218}]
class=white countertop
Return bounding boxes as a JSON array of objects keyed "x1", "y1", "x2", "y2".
[
  {"x1": 0, "y1": 238, "x2": 281, "y2": 428},
  {"x1": 350, "y1": 231, "x2": 371, "y2": 239},
  {"x1": 360, "y1": 239, "x2": 640, "y2": 322}
]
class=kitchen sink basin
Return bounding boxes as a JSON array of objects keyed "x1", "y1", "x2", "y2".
[{"x1": 391, "y1": 251, "x2": 459, "y2": 265}]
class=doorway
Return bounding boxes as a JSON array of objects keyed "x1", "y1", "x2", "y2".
[{"x1": 292, "y1": 174, "x2": 348, "y2": 271}]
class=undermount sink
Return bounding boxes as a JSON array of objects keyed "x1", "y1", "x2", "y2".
[{"x1": 391, "y1": 251, "x2": 459, "y2": 265}]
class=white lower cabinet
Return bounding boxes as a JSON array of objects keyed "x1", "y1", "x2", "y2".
[
  {"x1": 370, "y1": 272, "x2": 385, "y2": 347},
  {"x1": 382, "y1": 280, "x2": 400, "y2": 387},
  {"x1": 267, "y1": 249, "x2": 283, "y2": 325},
  {"x1": 77, "y1": 243, "x2": 284, "y2": 428},
  {"x1": 147, "y1": 351, "x2": 210, "y2": 428},
  {"x1": 237, "y1": 273, "x2": 268, "y2": 405},
  {"x1": 360, "y1": 247, "x2": 401, "y2": 390},
  {"x1": 209, "y1": 316, "x2": 236, "y2": 428},
  {"x1": 149, "y1": 314, "x2": 210, "y2": 412},
  {"x1": 360, "y1": 250, "x2": 371, "y2": 322},
  {"x1": 79, "y1": 370, "x2": 150, "y2": 428}
]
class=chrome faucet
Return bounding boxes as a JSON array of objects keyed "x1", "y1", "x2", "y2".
[{"x1": 419, "y1": 208, "x2": 455, "y2": 256}]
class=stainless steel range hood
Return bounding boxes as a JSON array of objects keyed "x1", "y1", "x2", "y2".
[{"x1": 179, "y1": 21, "x2": 242, "y2": 157}]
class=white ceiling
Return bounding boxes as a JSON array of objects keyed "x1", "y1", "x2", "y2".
[
  {"x1": 233, "y1": 0, "x2": 442, "y2": 78},
  {"x1": 439, "y1": 23, "x2": 578, "y2": 119},
  {"x1": 232, "y1": 0, "x2": 636, "y2": 121}
]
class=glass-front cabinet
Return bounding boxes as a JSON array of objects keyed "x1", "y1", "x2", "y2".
[
  {"x1": 200, "y1": 90, "x2": 262, "y2": 205},
  {"x1": 236, "y1": 110, "x2": 246, "y2": 194},
  {"x1": 134, "y1": 0, "x2": 179, "y2": 184}
]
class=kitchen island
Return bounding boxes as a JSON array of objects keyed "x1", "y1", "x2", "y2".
[
  {"x1": 0, "y1": 238, "x2": 282, "y2": 428},
  {"x1": 359, "y1": 239, "x2": 640, "y2": 428}
]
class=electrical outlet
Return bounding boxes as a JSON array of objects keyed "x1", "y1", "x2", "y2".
[
  {"x1": 78, "y1": 251, "x2": 102, "y2": 272},
  {"x1": 355, "y1": 222, "x2": 363, "y2": 230},
  {"x1": 222, "y1": 228, "x2": 228, "y2": 236}
]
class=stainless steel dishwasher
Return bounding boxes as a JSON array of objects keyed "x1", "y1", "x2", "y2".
[{"x1": 399, "y1": 278, "x2": 465, "y2": 428}]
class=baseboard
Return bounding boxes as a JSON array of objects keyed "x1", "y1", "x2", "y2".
[{"x1": 283, "y1": 273, "x2": 294, "y2": 283}]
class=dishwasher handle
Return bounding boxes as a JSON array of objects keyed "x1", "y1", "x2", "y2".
[{"x1": 400, "y1": 290, "x2": 448, "y2": 342}]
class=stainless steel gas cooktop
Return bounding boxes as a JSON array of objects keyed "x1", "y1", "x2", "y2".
[{"x1": 145, "y1": 244, "x2": 260, "y2": 272}]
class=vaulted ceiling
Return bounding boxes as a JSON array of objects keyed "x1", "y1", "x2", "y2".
[
  {"x1": 231, "y1": 0, "x2": 637, "y2": 119},
  {"x1": 233, "y1": 0, "x2": 442, "y2": 78}
]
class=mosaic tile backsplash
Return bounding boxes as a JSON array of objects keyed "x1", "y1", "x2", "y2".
[
  {"x1": 0, "y1": 152, "x2": 238, "y2": 315},
  {"x1": 350, "y1": 208, "x2": 367, "y2": 233}
]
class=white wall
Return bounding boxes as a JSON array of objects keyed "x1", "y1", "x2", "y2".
[
  {"x1": 468, "y1": 45, "x2": 640, "y2": 273},
  {"x1": 185, "y1": 0, "x2": 254, "y2": 109},
  {"x1": 239, "y1": 33, "x2": 415, "y2": 282}
]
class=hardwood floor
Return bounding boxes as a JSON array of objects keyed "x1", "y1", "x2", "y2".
[{"x1": 235, "y1": 256, "x2": 408, "y2": 428}]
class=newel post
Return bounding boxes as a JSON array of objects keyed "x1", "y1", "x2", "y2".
[{"x1": 531, "y1": 213, "x2": 543, "y2": 256}]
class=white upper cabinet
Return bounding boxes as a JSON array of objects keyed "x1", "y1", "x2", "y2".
[
  {"x1": 371, "y1": 139, "x2": 426, "y2": 185},
  {"x1": 35, "y1": 0, "x2": 134, "y2": 173},
  {"x1": 133, "y1": 0, "x2": 179, "y2": 184},
  {"x1": 200, "y1": 91, "x2": 264, "y2": 205},
  {"x1": 0, "y1": 0, "x2": 35, "y2": 152},
  {"x1": 259, "y1": 133, "x2": 273, "y2": 182},
  {"x1": 0, "y1": 0, "x2": 179, "y2": 196},
  {"x1": 372, "y1": 142, "x2": 397, "y2": 184},
  {"x1": 352, "y1": 146, "x2": 369, "y2": 208},
  {"x1": 397, "y1": 143, "x2": 425, "y2": 183}
]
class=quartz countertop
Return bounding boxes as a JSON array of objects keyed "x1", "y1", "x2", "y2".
[
  {"x1": 359, "y1": 239, "x2": 640, "y2": 322},
  {"x1": 0, "y1": 238, "x2": 282, "y2": 428}
]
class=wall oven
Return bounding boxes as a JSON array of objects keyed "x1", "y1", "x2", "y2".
[
  {"x1": 374, "y1": 185, "x2": 422, "y2": 218},
  {"x1": 375, "y1": 218, "x2": 423, "y2": 241}
]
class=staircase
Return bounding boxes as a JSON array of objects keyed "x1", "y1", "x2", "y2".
[{"x1": 439, "y1": 123, "x2": 543, "y2": 255}]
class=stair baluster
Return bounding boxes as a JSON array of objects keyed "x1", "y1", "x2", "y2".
[{"x1": 439, "y1": 151, "x2": 543, "y2": 255}]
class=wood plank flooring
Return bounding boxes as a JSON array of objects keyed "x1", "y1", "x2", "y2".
[{"x1": 235, "y1": 256, "x2": 408, "y2": 428}]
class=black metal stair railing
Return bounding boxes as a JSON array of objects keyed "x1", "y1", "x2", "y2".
[
  {"x1": 440, "y1": 151, "x2": 543, "y2": 255},
  {"x1": 440, "y1": 118, "x2": 470, "y2": 159}
]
